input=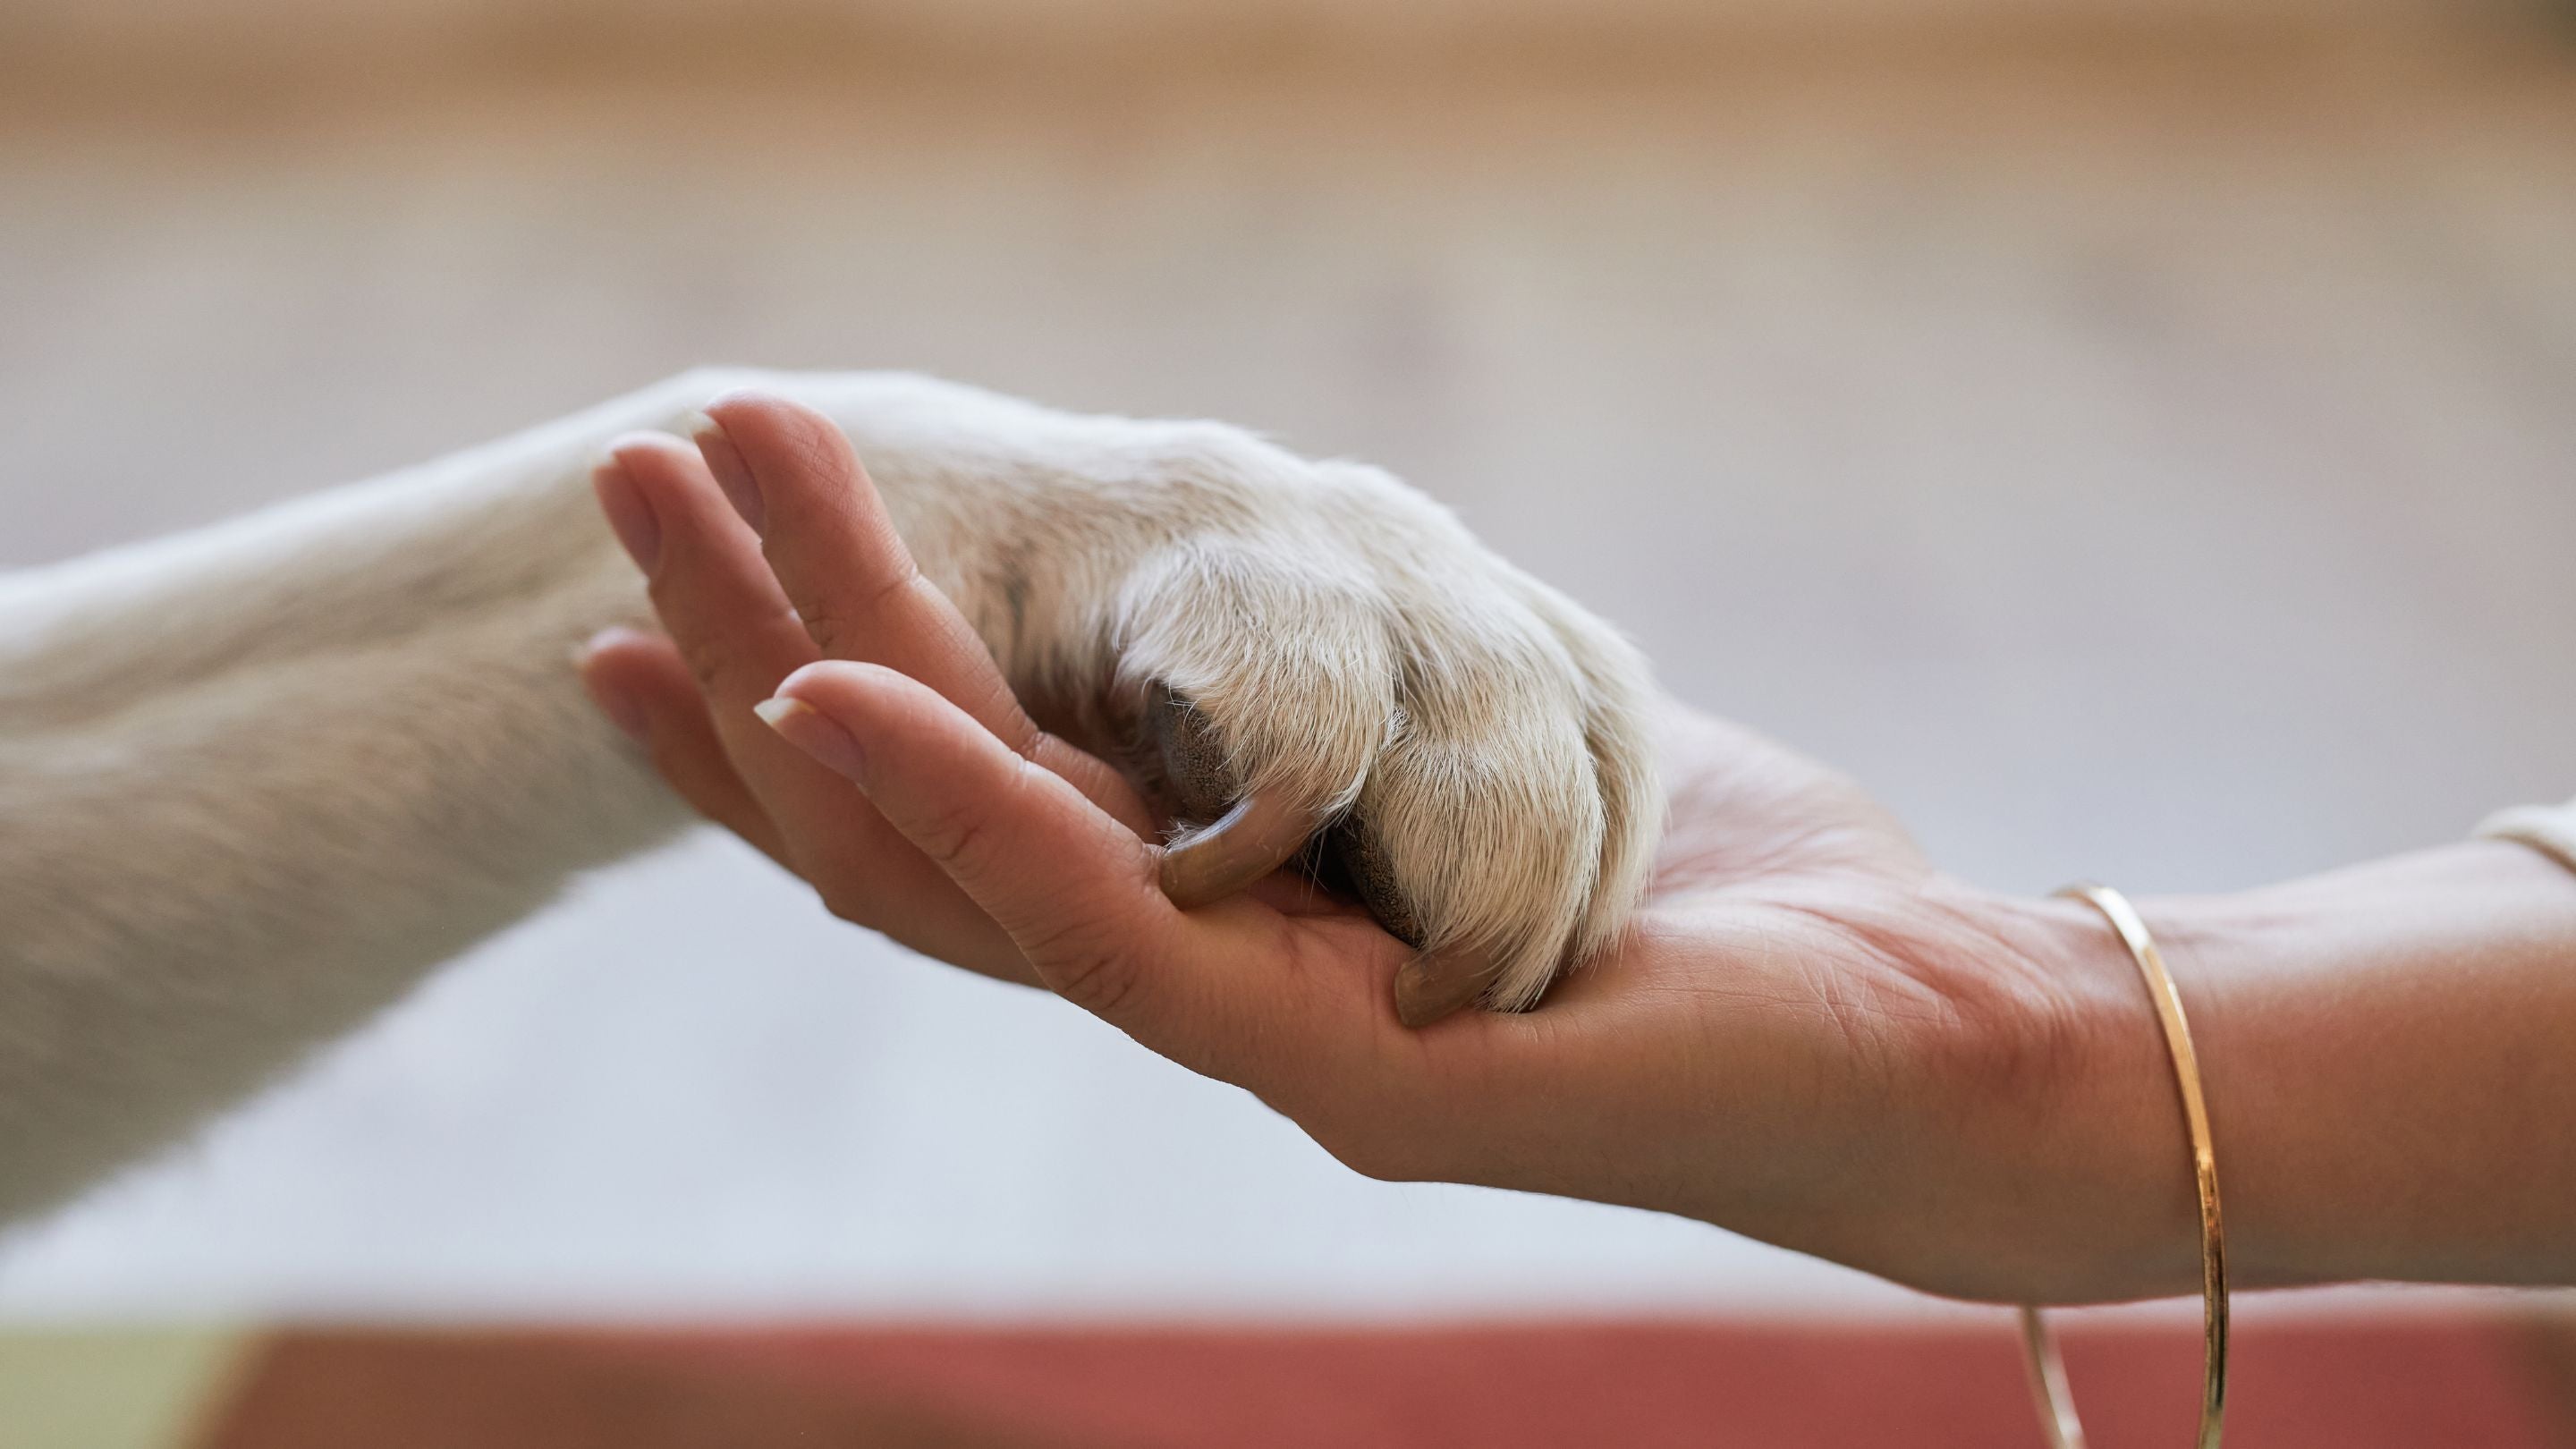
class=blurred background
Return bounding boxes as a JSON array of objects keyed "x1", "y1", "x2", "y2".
[{"x1": 3, "y1": 0, "x2": 2575, "y2": 1444}]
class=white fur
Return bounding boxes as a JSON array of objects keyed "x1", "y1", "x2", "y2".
[{"x1": 0, "y1": 369, "x2": 1660, "y2": 1224}]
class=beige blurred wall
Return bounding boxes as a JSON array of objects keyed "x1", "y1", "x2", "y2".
[
  {"x1": 0, "y1": 0, "x2": 2559, "y2": 80},
  {"x1": 2, "y1": 0, "x2": 2572, "y2": 1324}
]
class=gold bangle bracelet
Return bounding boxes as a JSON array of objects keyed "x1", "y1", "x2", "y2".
[{"x1": 2021, "y1": 883, "x2": 2229, "y2": 1449}]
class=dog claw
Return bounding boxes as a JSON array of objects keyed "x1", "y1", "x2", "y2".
[
  {"x1": 1158, "y1": 792, "x2": 1319, "y2": 908},
  {"x1": 1392, "y1": 942, "x2": 1501, "y2": 1028}
]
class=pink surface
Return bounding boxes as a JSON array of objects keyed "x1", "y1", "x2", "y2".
[{"x1": 204, "y1": 1315, "x2": 2576, "y2": 1448}]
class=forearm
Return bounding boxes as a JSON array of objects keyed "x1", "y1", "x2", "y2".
[{"x1": 2140, "y1": 840, "x2": 2576, "y2": 1291}]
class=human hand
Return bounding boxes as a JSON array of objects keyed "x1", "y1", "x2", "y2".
[
  {"x1": 576, "y1": 390, "x2": 1441, "y2": 992},
  {"x1": 579, "y1": 393, "x2": 2196, "y2": 1305},
  {"x1": 578, "y1": 379, "x2": 1663, "y2": 1010}
]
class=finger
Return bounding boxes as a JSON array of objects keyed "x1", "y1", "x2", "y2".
[
  {"x1": 763, "y1": 660, "x2": 1217, "y2": 1030},
  {"x1": 597, "y1": 436, "x2": 818, "y2": 721},
  {"x1": 771, "y1": 661, "x2": 1493, "y2": 1141},
  {"x1": 693, "y1": 393, "x2": 1154, "y2": 838},
  {"x1": 696, "y1": 394, "x2": 1030, "y2": 745},
  {"x1": 575, "y1": 625, "x2": 790, "y2": 867},
  {"x1": 598, "y1": 437, "x2": 959, "y2": 914}
]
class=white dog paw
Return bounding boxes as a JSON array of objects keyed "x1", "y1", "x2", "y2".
[
  {"x1": 774, "y1": 373, "x2": 1662, "y2": 1019},
  {"x1": 1082, "y1": 450, "x2": 1661, "y2": 1021}
]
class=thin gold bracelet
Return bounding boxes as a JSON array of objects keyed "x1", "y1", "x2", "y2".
[{"x1": 2020, "y1": 883, "x2": 2229, "y2": 1449}]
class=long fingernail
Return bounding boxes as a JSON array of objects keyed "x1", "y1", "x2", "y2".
[
  {"x1": 757, "y1": 696, "x2": 865, "y2": 781},
  {"x1": 1159, "y1": 792, "x2": 1321, "y2": 908},
  {"x1": 591, "y1": 461, "x2": 661, "y2": 573},
  {"x1": 692, "y1": 419, "x2": 764, "y2": 535},
  {"x1": 1393, "y1": 944, "x2": 1499, "y2": 1028}
]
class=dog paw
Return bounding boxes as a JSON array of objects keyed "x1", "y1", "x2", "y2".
[
  {"x1": 775, "y1": 374, "x2": 1663, "y2": 1020},
  {"x1": 1105, "y1": 459, "x2": 1663, "y2": 1021}
]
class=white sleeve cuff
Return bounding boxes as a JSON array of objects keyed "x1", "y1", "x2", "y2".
[{"x1": 2476, "y1": 798, "x2": 2576, "y2": 877}]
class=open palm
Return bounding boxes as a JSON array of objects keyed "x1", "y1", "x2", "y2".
[{"x1": 582, "y1": 393, "x2": 2180, "y2": 1306}]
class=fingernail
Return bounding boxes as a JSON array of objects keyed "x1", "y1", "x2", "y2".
[
  {"x1": 693, "y1": 419, "x2": 763, "y2": 535},
  {"x1": 591, "y1": 461, "x2": 661, "y2": 573},
  {"x1": 757, "y1": 696, "x2": 866, "y2": 781},
  {"x1": 1393, "y1": 944, "x2": 1498, "y2": 1028}
]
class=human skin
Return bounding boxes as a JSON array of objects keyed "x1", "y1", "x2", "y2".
[{"x1": 581, "y1": 393, "x2": 2576, "y2": 1305}]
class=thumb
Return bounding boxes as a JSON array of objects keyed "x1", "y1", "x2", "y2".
[{"x1": 762, "y1": 660, "x2": 1190, "y2": 1029}]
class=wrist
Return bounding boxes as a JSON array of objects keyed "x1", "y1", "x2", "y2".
[
  {"x1": 2140, "y1": 841, "x2": 2576, "y2": 1291},
  {"x1": 1849, "y1": 880, "x2": 2201, "y2": 1304},
  {"x1": 1980, "y1": 886, "x2": 2210, "y2": 1303}
]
